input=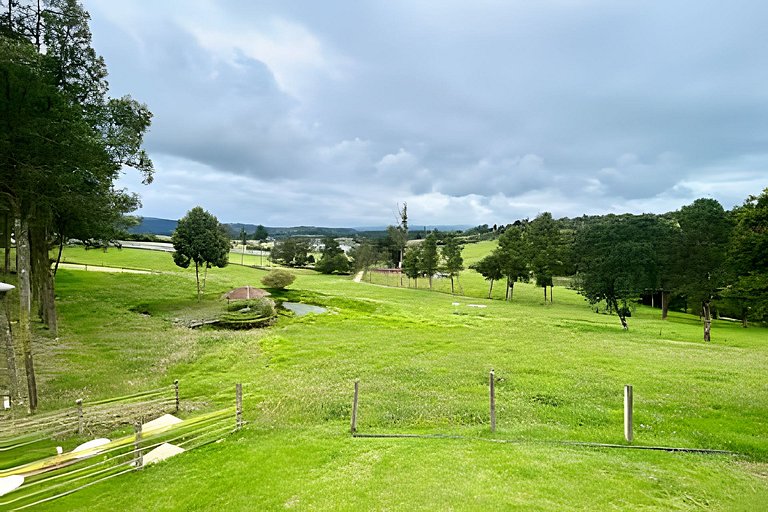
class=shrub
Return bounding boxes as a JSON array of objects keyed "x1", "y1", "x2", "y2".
[
  {"x1": 261, "y1": 269, "x2": 296, "y2": 289},
  {"x1": 226, "y1": 298, "x2": 276, "y2": 317}
]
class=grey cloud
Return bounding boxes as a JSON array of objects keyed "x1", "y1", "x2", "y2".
[{"x1": 92, "y1": 1, "x2": 768, "y2": 226}]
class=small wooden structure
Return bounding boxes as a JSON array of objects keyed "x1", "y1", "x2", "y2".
[{"x1": 222, "y1": 286, "x2": 270, "y2": 301}]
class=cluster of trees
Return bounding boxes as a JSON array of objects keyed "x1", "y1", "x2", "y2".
[
  {"x1": 468, "y1": 191, "x2": 768, "y2": 340},
  {"x1": 1, "y1": 0, "x2": 152, "y2": 410},
  {"x1": 401, "y1": 233, "x2": 464, "y2": 293},
  {"x1": 471, "y1": 213, "x2": 569, "y2": 302}
]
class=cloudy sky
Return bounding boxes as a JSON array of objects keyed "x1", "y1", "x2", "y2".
[{"x1": 86, "y1": 0, "x2": 768, "y2": 227}]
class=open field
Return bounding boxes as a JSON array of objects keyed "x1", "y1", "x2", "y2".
[{"x1": 10, "y1": 246, "x2": 768, "y2": 510}]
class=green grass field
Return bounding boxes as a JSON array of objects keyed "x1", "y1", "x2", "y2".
[{"x1": 12, "y1": 245, "x2": 768, "y2": 510}]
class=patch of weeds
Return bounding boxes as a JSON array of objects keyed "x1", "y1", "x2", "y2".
[{"x1": 531, "y1": 393, "x2": 561, "y2": 407}]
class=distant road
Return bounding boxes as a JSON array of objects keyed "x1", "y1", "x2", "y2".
[
  {"x1": 118, "y1": 240, "x2": 269, "y2": 258},
  {"x1": 118, "y1": 241, "x2": 175, "y2": 252}
]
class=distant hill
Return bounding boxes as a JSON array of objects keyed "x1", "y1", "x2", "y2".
[
  {"x1": 129, "y1": 217, "x2": 471, "y2": 238},
  {"x1": 128, "y1": 217, "x2": 178, "y2": 236}
]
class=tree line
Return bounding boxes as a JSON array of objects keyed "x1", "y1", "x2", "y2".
[
  {"x1": 1, "y1": 0, "x2": 153, "y2": 411},
  {"x1": 469, "y1": 191, "x2": 768, "y2": 340}
]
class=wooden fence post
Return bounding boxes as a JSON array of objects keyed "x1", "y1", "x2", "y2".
[
  {"x1": 76, "y1": 399, "x2": 83, "y2": 436},
  {"x1": 174, "y1": 379, "x2": 180, "y2": 413},
  {"x1": 133, "y1": 421, "x2": 143, "y2": 469},
  {"x1": 235, "y1": 383, "x2": 243, "y2": 430},
  {"x1": 489, "y1": 369, "x2": 496, "y2": 433},
  {"x1": 624, "y1": 385, "x2": 633, "y2": 443},
  {"x1": 350, "y1": 379, "x2": 359, "y2": 434}
]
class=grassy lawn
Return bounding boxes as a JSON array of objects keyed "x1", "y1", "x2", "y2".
[{"x1": 10, "y1": 245, "x2": 768, "y2": 510}]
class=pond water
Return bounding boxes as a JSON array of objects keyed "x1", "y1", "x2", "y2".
[{"x1": 282, "y1": 302, "x2": 328, "y2": 316}]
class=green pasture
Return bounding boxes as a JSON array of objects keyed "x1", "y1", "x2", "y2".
[{"x1": 11, "y1": 245, "x2": 768, "y2": 510}]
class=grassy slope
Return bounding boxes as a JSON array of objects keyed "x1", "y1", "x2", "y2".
[{"x1": 25, "y1": 246, "x2": 768, "y2": 510}]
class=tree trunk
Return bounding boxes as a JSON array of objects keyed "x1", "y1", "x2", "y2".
[
  {"x1": 611, "y1": 297, "x2": 628, "y2": 330},
  {"x1": 550, "y1": 285, "x2": 553, "y2": 303},
  {"x1": 1, "y1": 298, "x2": 18, "y2": 401},
  {"x1": 509, "y1": 281, "x2": 514, "y2": 300},
  {"x1": 53, "y1": 235, "x2": 64, "y2": 276},
  {"x1": 661, "y1": 290, "x2": 670, "y2": 320},
  {"x1": 194, "y1": 261, "x2": 201, "y2": 301},
  {"x1": 505, "y1": 277, "x2": 511, "y2": 301},
  {"x1": 543, "y1": 286, "x2": 547, "y2": 302},
  {"x1": 30, "y1": 223, "x2": 56, "y2": 334},
  {"x1": 488, "y1": 279, "x2": 494, "y2": 299},
  {"x1": 428, "y1": 275, "x2": 433, "y2": 290},
  {"x1": 3, "y1": 213, "x2": 9, "y2": 275},
  {"x1": 450, "y1": 275, "x2": 455, "y2": 294},
  {"x1": 741, "y1": 311, "x2": 748, "y2": 328},
  {"x1": 703, "y1": 301, "x2": 711, "y2": 342},
  {"x1": 15, "y1": 216, "x2": 37, "y2": 411}
]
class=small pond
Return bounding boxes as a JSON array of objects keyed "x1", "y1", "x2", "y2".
[{"x1": 282, "y1": 302, "x2": 328, "y2": 316}]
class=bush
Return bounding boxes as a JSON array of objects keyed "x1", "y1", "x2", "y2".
[
  {"x1": 261, "y1": 269, "x2": 296, "y2": 289},
  {"x1": 226, "y1": 298, "x2": 276, "y2": 317},
  {"x1": 217, "y1": 298, "x2": 277, "y2": 329}
]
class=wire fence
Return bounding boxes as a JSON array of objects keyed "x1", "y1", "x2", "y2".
[
  {"x1": 0, "y1": 382, "x2": 181, "y2": 460},
  {"x1": 0, "y1": 383, "x2": 244, "y2": 510}
]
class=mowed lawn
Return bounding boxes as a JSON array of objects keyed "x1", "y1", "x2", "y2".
[{"x1": 25, "y1": 246, "x2": 768, "y2": 510}]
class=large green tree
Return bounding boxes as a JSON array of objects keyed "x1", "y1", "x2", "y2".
[
  {"x1": 525, "y1": 212, "x2": 562, "y2": 302},
  {"x1": 674, "y1": 198, "x2": 732, "y2": 341},
  {"x1": 496, "y1": 225, "x2": 528, "y2": 300},
  {"x1": 575, "y1": 215, "x2": 662, "y2": 329},
  {"x1": 402, "y1": 244, "x2": 422, "y2": 288},
  {"x1": 271, "y1": 237, "x2": 311, "y2": 267},
  {"x1": 1, "y1": 0, "x2": 152, "y2": 410},
  {"x1": 172, "y1": 207, "x2": 230, "y2": 301},
  {"x1": 470, "y1": 252, "x2": 504, "y2": 299},
  {"x1": 419, "y1": 233, "x2": 439, "y2": 289},
  {"x1": 316, "y1": 237, "x2": 350, "y2": 274},
  {"x1": 441, "y1": 235, "x2": 464, "y2": 294},
  {"x1": 721, "y1": 189, "x2": 768, "y2": 326}
]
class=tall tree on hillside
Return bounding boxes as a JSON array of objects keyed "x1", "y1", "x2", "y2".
[
  {"x1": 252, "y1": 224, "x2": 269, "y2": 241},
  {"x1": 1, "y1": 1, "x2": 152, "y2": 410},
  {"x1": 525, "y1": 212, "x2": 562, "y2": 302},
  {"x1": 441, "y1": 235, "x2": 464, "y2": 294},
  {"x1": 575, "y1": 215, "x2": 661, "y2": 329},
  {"x1": 496, "y1": 225, "x2": 528, "y2": 300},
  {"x1": 402, "y1": 244, "x2": 422, "y2": 288},
  {"x1": 471, "y1": 252, "x2": 504, "y2": 299},
  {"x1": 172, "y1": 207, "x2": 230, "y2": 301},
  {"x1": 675, "y1": 199, "x2": 732, "y2": 341},
  {"x1": 420, "y1": 233, "x2": 439, "y2": 289}
]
